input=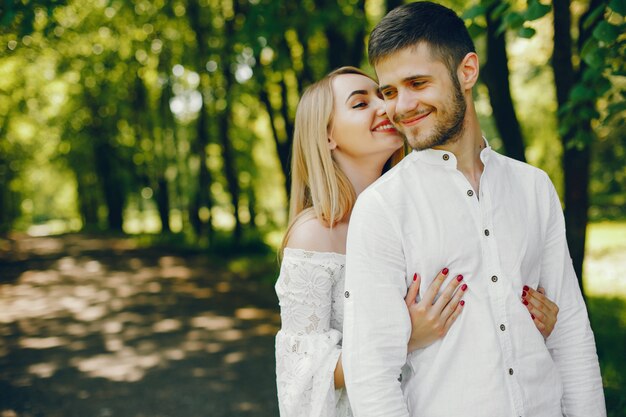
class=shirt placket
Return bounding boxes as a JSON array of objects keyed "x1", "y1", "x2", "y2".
[
  {"x1": 449, "y1": 161, "x2": 526, "y2": 417},
  {"x1": 479, "y1": 170, "x2": 526, "y2": 417}
]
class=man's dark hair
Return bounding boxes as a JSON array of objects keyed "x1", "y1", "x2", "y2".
[{"x1": 368, "y1": 1, "x2": 476, "y2": 76}]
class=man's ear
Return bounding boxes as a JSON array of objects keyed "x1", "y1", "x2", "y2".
[{"x1": 458, "y1": 52, "x2": 479, "y2": 90}]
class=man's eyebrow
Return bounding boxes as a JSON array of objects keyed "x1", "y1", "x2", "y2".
[
  {"x1": 345, "y1": 89, "x2": 369, "y2": 103},
  {"x1": 379, "y1": 74, "x2": 431, "y2": 92}
]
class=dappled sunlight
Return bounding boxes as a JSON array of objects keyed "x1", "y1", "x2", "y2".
[
  {"x1": 190, "y1": 313, "x2": 235, "y2": 330},
  {"x1": 19, "y1": 337, "x2": 68, "y2": 349},
  {"x1": 235, "y1": 401, "x2": 263, "y2": 413},
  {"x1": 235, "y1": 307, "x2": 277, "y2": 320},
  {"x1": 0, "y1": 234, "x2": 281, "y2": 416},
  {"x1": 27, "y1": 362, "x2": 58, "y2": 378},
  {"x1": 153, "y1": 318, "x2": 183, "y2": 333},
  {"x1": 585, "y1": 221, "x2": 626, "y2": 298},
  {"x1": 71, "y1": 351, "x2": 162, "y2": 382}
]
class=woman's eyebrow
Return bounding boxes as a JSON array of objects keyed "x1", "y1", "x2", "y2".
[{"x1": 345, "y1": 90, "x2": 368, "y2": 103}]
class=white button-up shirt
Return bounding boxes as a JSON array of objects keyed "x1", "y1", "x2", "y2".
[{"x1": 343, "y1": 145, "x2": 605, "y2": 417}]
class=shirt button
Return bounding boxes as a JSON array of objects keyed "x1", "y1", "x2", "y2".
[
  {"x1": 344, "y1": 291, "x2": 350, "y2": 298},
  {"x1": 467, "y1": 190, "x2": 474, "y2": 197},
  {"x1": 442, "y1": 153, "x2": 449, "y2": 161},
  {"x1": 509, "y1": 368, "x2": 514, "y2": 375},
  {"x1": 491, "y1": 275, "x2": 498, "y2": 282},
  {"x1": 500, "y1": 324, "x2": 506, "y2": 331},
  {"x1": 484, "y1": 229, "x2": 490, "y2": 236}
]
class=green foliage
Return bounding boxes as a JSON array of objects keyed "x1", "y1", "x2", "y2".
[
  {"x1": 587, "y1": 296, "x2": 626, "y2": 416},
  {"x1": 0, "y1": 0, "x2": 624, "y2": 243},
  {"x1": 560, "y1": 3, "x2": 625, "y2": 150}
]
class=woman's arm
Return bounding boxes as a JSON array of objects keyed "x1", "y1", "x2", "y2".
[
  {"x1": 333, "y1": 268, "x2": 467, "y2": 388},
  {"x1": 334, "y1": 353, "x2": 345, "y2": 389}
]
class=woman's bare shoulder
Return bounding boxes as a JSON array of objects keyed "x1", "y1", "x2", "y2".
[{"x1": 286, "y1": 216, "x2": 339, "y2": 253}]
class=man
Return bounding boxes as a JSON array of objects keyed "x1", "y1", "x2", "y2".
[{"x1": 341, "y1": 2, "x2": 606, "y2": 416}]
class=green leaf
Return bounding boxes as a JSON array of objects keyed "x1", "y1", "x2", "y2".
[
  {"x1": 491, "y1": 2, "x2": 510, "y2": 20},
  {"x1": 606, "y1": 101, "x2": 626, "y2": 121},
  {"x1": 462, "y1": 5, "x2": 487, "y2": 20},
  {"x1": 518, "y1": 26, "x2": 536, "y2": 38},
  {"x1": 525, "y1": 0, "x2": 551, "y2": 21},
  {"x1": 593, "y1": 76, "x2": 612, "y2": 96},
  {"x1": 609, "y1": 0, "x2": 626, "y2": 15},
  {"x1": 467, "y1": 22, "x2": 486, "y2": 39},
  {"x1": 579, "y1": 105, "x2": 600, "y2": 120},
  {"x1": 503, "y1": 11, "x2": 525, "y2": 30},
  {"x1": 582, "y1": 66, "x2": 604, "y2": 82},
  {"x1": 582, "y1": 5, "x2": 606, "y2": 31},
  {"x1": 593, "y1": 21, "x2": 620, "y2": 43},
  {"x1": 570, "y1": 84, "x2": 594, "y2": 102},
  {"x1": 581, "y1": 40, "x2": 606, "y2": 68}
]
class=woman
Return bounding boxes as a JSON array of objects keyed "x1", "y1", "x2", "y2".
[{"x1": 275, "y1": 67, "x2": 558, "y2": 416}]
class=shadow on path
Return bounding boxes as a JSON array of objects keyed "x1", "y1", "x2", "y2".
[{"x1": 0, "y1": 234, "x2": 280, "y2": 417}]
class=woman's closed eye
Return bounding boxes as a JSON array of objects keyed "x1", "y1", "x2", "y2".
[{"x1": 352, "y1": 101, "x2": 368, "y2": 109}]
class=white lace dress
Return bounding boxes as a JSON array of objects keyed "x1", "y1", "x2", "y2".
[{"x1": 275, "y1": 248, "x2": 352, "y2": 417}]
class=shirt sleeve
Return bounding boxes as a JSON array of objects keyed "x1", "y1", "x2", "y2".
[
  {"x1": 538, "y1": 176, "x2": 606, "y2": 417},
  {"x1": 342, "y1": 190, "x2": 411, "y2": 417},
  {"x1": 275, "y1": 253, "x2": 343, "y2": 417}
]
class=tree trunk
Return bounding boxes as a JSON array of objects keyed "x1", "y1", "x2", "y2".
[
  {"x1": 190, "y1": 100, "x2": 214, "y2": 242},
  {"x1": 259, "y1": 81, "x2": 291, "y2": 196},
  {"x1": 93, "y1": 139, "x2": 124, "y2": 232},
  {"x1": 215, "y1": 2, "x2": 243, "y2": 246},
  {"x1": 385, "y1": 0, "x2": 403, "y2": 13},
  {"x1": 323, "y1": 0, "x2": 366, "y2": 69},
  {"x1": 217, "y1": 106, "x2": 242, "y2": 244},
  {"x1": 551, "y1": 0, "x2": 602, "y2": 294},
  {"x1": 187, "y1": 0, "x2": 215, "y2": 242},
  {"x1": 482, "y1": 5, "x2": 526, "y2": 162},
  {"x1": 76, "y1": 173, "x2": 100, "y2": 230},
  {"x1": 155, "y1": 177, "x2": 171, "y2": 233}
]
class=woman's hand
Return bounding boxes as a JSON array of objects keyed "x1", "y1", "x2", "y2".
[
  {"x1": 405, "y1": 268, "x2": 467, "y2": 353},
  {"x1": 521, "y1": 286, "x2": 559, "y2": 339}
]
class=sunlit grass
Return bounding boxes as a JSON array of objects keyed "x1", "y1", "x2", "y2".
[
  {"x1": 587, "y1": 221, "x2": 626, "y2": 253},
  {"x1": 584, "y1": 221, "x2": 626, "y2": 299}
]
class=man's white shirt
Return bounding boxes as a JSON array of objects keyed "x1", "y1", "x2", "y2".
[{"x1": 342, "y1": 145, "x2": 605, "y2": 417}]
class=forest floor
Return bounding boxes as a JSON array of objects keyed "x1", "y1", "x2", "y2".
[
  {"x1": 0, "y1": 233, "x2": 281, "y2": 417},
  {"x1": 0, "y1": 232, "x2": 624, "y2": 417}
]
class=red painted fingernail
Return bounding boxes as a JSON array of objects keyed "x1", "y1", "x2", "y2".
[
  {"x1": 461, "y1": 283, "x2": 468, "y2": 291},
  {"x1": 523, "y1": 299, "x2": 529, "y2": 305},
  {"x1": 456, "y1": 274, "x2": 463, "y2": 282},
  {"x1": 460, "y1": 300, "x2": 465, "y2": 306},
  {"x1": 523, "y1": 285, "x2": 529, "y2": 291},
  {"x1": 442, "y1": 268, "x2": 449, "y2": 275},
  {"x1": 522, "y1": 291, "x2": 527, "y2": 298},
  {"x1": 531, "y1": 314, "x2": 535, "y2": 320},
  {"x1": 413, "y1": 273, "x2": 417, "y2": 281}
]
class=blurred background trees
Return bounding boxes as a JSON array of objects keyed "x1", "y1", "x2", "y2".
[{"x1": 0, "y1": 0, "x2": 624, "y2": 293}]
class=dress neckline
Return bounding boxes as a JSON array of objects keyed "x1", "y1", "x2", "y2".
[{"x1": 283, "y1": 247, "x2": 346, "y2": 259}]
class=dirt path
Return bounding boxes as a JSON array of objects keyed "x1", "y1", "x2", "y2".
[{"x1": 0, "y1": 234, "x2": 281, "y2": 417}]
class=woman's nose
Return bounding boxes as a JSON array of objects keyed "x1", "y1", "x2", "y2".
[{"x1": 375, "y1": 98, "x2": 387, "y2": 116}]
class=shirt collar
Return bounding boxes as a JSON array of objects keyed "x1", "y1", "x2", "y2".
[{"x1": 410, "y1": 137, "x2": 492, "y2": 168}]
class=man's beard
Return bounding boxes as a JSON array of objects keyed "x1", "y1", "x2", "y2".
[{"x1": 399, "y1": 76, "x2": 466, "y2": 151}]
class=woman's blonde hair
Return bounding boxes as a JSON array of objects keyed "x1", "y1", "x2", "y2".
[{"x1": 280, "y1": 66, "x2": 405, "y2": 253}]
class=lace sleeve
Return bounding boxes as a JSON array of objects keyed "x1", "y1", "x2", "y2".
[{"x1": 275, "y1": 249, "x2": 345, "y2": 417}]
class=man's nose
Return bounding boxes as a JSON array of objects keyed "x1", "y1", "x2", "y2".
[{"x1": 396, "y1": 89, "x2": 418, "y2": 117}]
